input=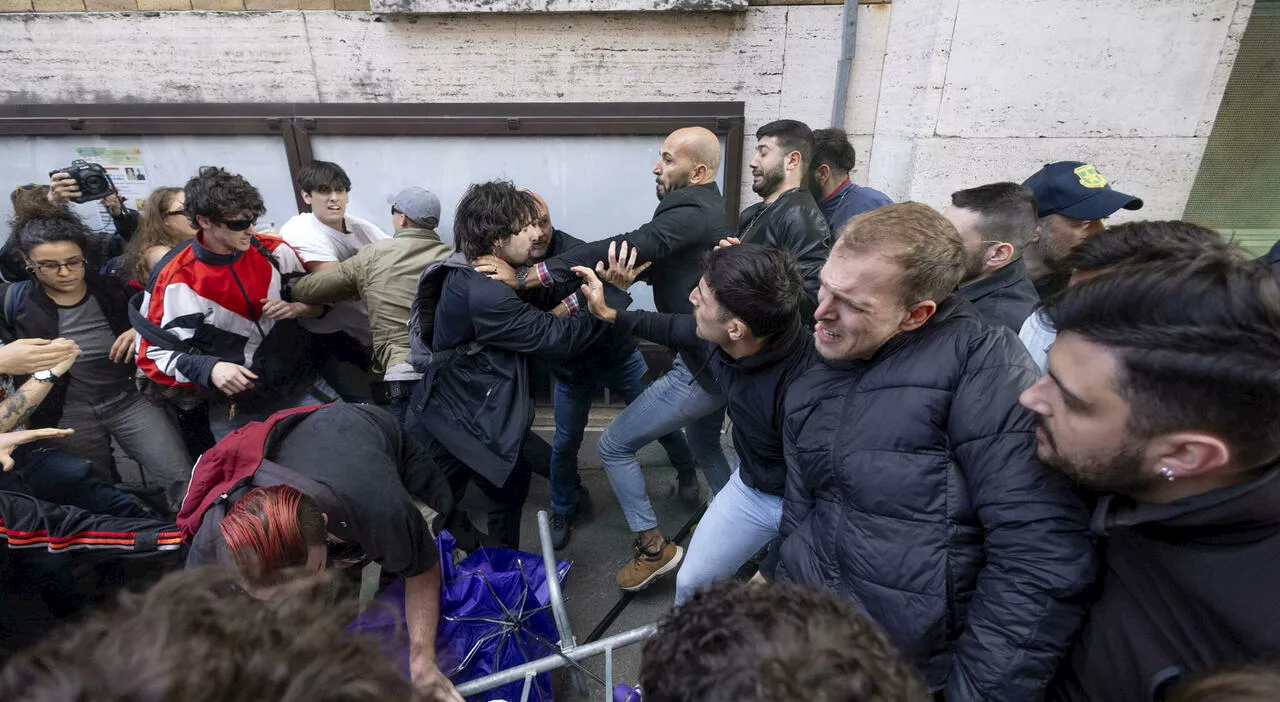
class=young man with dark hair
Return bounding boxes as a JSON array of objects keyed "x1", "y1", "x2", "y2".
[
  {"x1": 407, "y1": 180, "x2": 629, "y2": 549},
  {"x1": 809, "y1": 127, "x2": 892, "y2": 234},
  {"x1": 639, "y1": 580, "x2": 929, "y2": 702},
  {"x1": 777, "y1": 202, "x2": 1095, "y2": 700},
  {"x1": 1020, "y1": 251, "x2": 1280, "y2": 702},
  {"x1": 1018, "y1": 220, "x2": 1230, "y2": 372},
  {"x1": 576, "y1": 243, "x2": 817, "y2": 598},
  {"x1": 138, "y1": 167, "x2": 324, "y2": 439},
  {"x1": 475, "y1": 128, "x2": 736, "y2": 548},
  {"x1": 280, "y1": 160, "x2": 389, "y2": 403},
  {"x1": 945, "y1": 182, "x2": 1041, "y2": 331},
  {"x1": 1021, "y1": 160, "x2": 1143, "y2": 299},
  {"x1": 512, "y1": 189, "x2": 695, "y2": 549},
  {"x1": 731, "y1": 119, "x2": 831, "y2": 323}
]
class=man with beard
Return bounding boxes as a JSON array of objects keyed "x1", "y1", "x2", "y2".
[
  {"x1": 945, "y1": 182, "x2": 1041, "y2": 331},
  {"x1": 1018, "y1": 243, "x2": 1280, "y2": 702},
  {"x1": 808, "y1": 127, "x2": 892, "y2": 234},
  {"x1": 512, "y1": 190, "x2": 696, "y2": 550},
  {"x1": 1021, "y1": 160, "x2": 1143, "y2": 300},
  {"x1": 776, "y1": 202, "x2": 1095, "y2": 700},
  {"x1": 409, "y1": 181, "x2": 629, "y2": 549},
  {"x1": 474, "y1": 129, "x2": 734, "y2": 583},
  {"x1": 730, "y1": 120, "x2": 831, "y2": 323}
]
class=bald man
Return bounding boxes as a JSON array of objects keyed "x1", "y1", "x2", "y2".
[{"x1": 476, "y1": 128, "x2": 734, "y2": 586}]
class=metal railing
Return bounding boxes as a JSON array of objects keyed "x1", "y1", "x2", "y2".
[{"x1": 453, "y1": 511, "x2": 655, "y2": 701}]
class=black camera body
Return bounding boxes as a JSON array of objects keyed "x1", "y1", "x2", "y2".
[{"x1": 49, "y1": 159, "x2": 115, "y2": 204}]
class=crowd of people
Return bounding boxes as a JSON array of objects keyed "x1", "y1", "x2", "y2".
[{"x1": 0, "y1": 118, "x2": 1277, "y2": 702}]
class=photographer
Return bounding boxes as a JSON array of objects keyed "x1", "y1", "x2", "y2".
[{"x1": 48, "y1": 168, "x2": 139, "y2": 255}]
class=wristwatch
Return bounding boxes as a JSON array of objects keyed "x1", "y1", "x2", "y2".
[{"x1": 31, "y1": 369, "x2": 56, "y2": 383}]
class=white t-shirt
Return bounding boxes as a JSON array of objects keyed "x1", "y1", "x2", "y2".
[
  {"x1": 280, "y1": 212, "x2": 390, "y2": 344},
  {"x1": 1018, "y1": 309, "x2": 1055, "y2": 374}
]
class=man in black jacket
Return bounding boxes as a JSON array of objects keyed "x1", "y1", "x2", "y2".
[
  {"x1": 731, "y1": 119, "x2": 831, "y2": 323},
  {"x1": 1020, "y1": 247, "x2": 1280, "y2": 702},
  {"x1": 776, "y1": 202, "x2": 1095, "y2": 701},
  {"x1": 476, "y1": 128, "x2": 735, "y2": 553},
  {"x1": 577, "y1": 244, "x2": 818, "y2": 599},
  {"x1": 945, "y1": 182, "x2": 1041, "y2": 332},
  {"x1": 407, "y1": 181, "x2": 629, "y2": 549},
  {"x1": 518, "y1": 190, "x2": 695, "y2": 550}
]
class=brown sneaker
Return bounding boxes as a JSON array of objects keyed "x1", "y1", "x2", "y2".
[{"x1": 616, "y1": 539, "x2": 684, "y2": 592}]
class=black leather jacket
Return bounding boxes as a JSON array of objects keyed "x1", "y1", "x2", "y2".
[{"x1": 736, "y1": 188, "x2": 831, "y2": 324}]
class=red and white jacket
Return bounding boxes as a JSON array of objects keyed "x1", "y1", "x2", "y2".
[{"x1": 136, "y1": 234, "x2": 310, "y2": 390}]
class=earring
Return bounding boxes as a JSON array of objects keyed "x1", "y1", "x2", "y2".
[{"x1": 1159, "y1": 466, "x2": 1176, "y2": 482}]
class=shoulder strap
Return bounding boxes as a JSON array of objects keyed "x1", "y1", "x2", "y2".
[{"x1": 3, "y1": 281, "x2": 28, "y2": 334}]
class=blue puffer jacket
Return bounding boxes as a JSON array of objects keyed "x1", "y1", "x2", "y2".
[{"x1": 776, "y1": 298, "x2": 1096, "y2": 701}]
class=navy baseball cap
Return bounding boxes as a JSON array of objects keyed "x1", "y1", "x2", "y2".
[{"x1": 1022, "y1": 161, "x2": 1143, "y2": 220}]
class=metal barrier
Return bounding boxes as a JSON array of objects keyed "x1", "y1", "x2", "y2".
[{"x1": 454, "y1": 510, "x2": 655, "y2": 701}]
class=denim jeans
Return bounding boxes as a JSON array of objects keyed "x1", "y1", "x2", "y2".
[
  {"x1": 597, "y1": 356, "x2": 729, "y2": 533},
  {"x1": 550, "y1": 348, "x2": 694, "y2": 515},
  {"x1": 209, "y1": 390, "x2": 322, "y2": 442},
  {"x1": 674, "y1": 468, "x2": 782, "y2": 605},
  {"x1": 0, "y1": 442, "x2": 152, "y2": 520},
  {"x1": 52, "y1": 389, "x2": 193, "y2": 510}
]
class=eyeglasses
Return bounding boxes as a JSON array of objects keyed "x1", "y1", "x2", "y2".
[
  {"x1": 29, "y1": 258, "x2": 87, "y2": 274},
  {"x1": 391, "y1": 206, "x2": 404, "y2": 216},
  {"x1": 218, "y1": 218, "x2": 256, "y2": 232}
]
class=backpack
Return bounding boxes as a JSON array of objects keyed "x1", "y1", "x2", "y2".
[{"x1": 177, "y1": 404, "x2": 363, "y2": 566}]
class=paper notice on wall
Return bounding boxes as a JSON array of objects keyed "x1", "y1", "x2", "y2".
[{"x1": 73, "y1": 146, "x2": 150, "y2": 232}]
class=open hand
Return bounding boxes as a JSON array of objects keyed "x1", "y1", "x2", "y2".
[
  {"x1": 49, "y1": 341, "x2": 82, "y2": 378},
  {"x1": 571, "y1": 266, "x2": 617, "y2": 324},
  {"x1": 0, "y1": 427, "x2": 74, "y2": 471},
  {"x1": 473, "y1": 255, "x2": 517, "y2": 289},
  {"x1": 594, "y1": 240, "x2": 651, "y2": 292},
  {"x1": 0, "y1": 338, "x2": 79, "y2": 376}
]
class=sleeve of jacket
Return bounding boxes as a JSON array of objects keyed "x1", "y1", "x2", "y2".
[
  {"x1": 943, "y1": 331, "x2": 1096, "y2": 702},
  {"x1": 613, "y1": 310, "x2": 701, "y2": 353},
  {"x1": 776, "y1": 209, "x2": 830, "y2": 324},
  {"x1": 534, "y1": 201, "x2": 702, "y2": 286},
  {"x1": 140, "y1": 274, "x2": 220, "y2": 388},
  {"x1": 470, "y1": 277, "x2": 632, "y2": 358},
  {"x1": 0, "y1": 490, "x2": 181, "y2": 554},
  {"x1": 289, "y1": 253, "x2": 363, "y2": 304}
]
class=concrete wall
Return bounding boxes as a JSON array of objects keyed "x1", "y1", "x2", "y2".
[
  {"x1": 0, "y1": 0, "x2": 1254, "y2": 219},
  {"x1": 869, "y1": 0, "x2": 1255, "y2": 220}
]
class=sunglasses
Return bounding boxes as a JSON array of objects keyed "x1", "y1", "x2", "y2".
[
  {"x1": 218, "y1": 218, "x2": 256, "y2": 232},
  {"x1": 391, "y1": 206, "x2": 404, "y2": 216}
]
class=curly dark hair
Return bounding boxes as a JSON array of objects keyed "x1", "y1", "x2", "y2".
[
  {"x1": 639, "y1": 580, "x2": 929, "y2": 702},
  {"x1": 7, "y1": 185, "x2": 91, "y2": 259},
  {"x1": 1063, "y1": 220, "x2": 1231, "y2": 274},
  {"x1": 183, "y1": 166, "x2": 266, "y2": 229},
  {"x1": 452, "y1": 180, "x2": 539, "y2": 261},
  {"x1": 0, "y1": 567, "x2": 449, "y2": 702}
]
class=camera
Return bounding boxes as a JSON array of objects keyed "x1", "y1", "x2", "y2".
[{"x1": 49, "y1": 159, "x2": 115, "y2": 204}]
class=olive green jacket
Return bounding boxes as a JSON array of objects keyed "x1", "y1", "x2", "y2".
[{"x1": 290, "y1": 226, "x2": 453, "y2": 376}]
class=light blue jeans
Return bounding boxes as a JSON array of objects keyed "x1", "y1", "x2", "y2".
[
  {"x1": 674, "y1": 468, "x2": 782, "y2": 605},
  {"x1": 597, "y1": 356, "x2": 729, "y2": 533}
]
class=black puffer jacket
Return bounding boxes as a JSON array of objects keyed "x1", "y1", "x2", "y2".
[
  {"x1": 736, "y1": 188, "x2": 831, "y2": 323},
  {"x1": 777, "y1": 298, "x2": 1095, "y2": 700}
]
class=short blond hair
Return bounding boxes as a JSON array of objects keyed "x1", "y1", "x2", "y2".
[{"x1": 834, "y1": 202, "x2": 966, "y2": 306}]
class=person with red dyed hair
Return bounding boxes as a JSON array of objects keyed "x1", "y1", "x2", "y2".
[
  {"x1": 219, "y1": 485, "x2": 327, "y2": 597},
  {"x1": 184, "y1": 404, "x2": 459, "y2": 700}
]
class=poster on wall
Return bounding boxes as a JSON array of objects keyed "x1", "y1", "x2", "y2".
[{"x1": 71, "y1": 146, "x2": 149, "y2": 232}]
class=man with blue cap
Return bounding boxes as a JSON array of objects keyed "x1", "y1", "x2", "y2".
[{"x1": 1022, "y1": 161, "x2": 1143, "y2": 300}]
